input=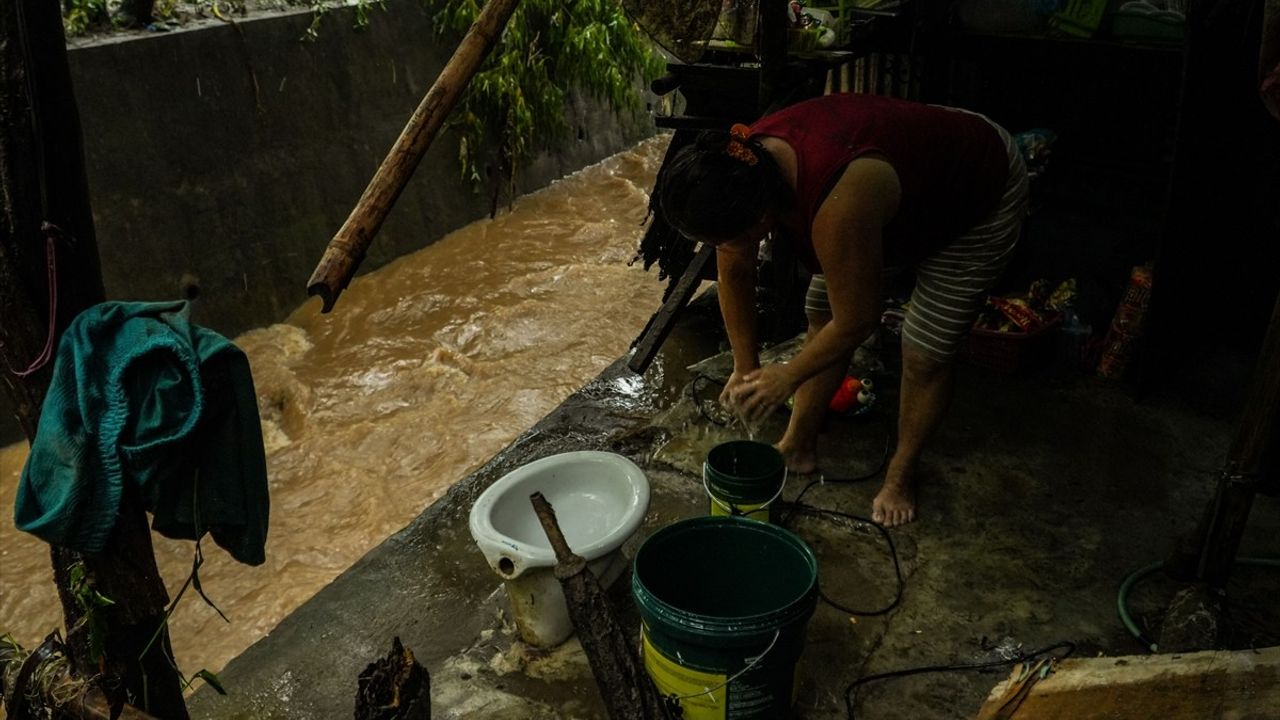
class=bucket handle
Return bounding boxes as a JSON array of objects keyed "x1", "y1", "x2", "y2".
[
  {"x1": 666, "y1": 629, "x2": 782, "y2": 702},
  {"x1": 702, "y1": 464, "x2": 789, "y2": 517}
]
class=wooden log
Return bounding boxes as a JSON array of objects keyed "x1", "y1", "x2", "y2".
[
  {"x1": 0, "y1": 1, "x2": 186, "y2": 714},
  {"x1": 306, "y1": 0, "x2": 523, "y2": 312},
  {"x1": 975, "y1": 648, "x2": 1280, "y2": 720},
  {"x1": 529, "y1": 493, "x2": 672, "y2": 720},
  {"x1": 354, "y1": 637, "x2": 430, "y2": 720},
  {"x1": 627, "y1": 243, "x2": 715, "y2": 375}
]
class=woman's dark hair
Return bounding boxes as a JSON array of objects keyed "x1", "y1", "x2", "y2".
[{"x1": 657, "y1": 130, "x2": 791, "y2": 242}]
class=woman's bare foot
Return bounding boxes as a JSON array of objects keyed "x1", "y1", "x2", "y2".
[
  {"x1": 775, "y1": 440, "x2": 818, "y2": 474},
  {"x1": 872, "y1": 473, "x2": 917, "y2": 527}
]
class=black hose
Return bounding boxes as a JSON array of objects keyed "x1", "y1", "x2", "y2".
[{"x1": 843, "y1": 641, "x2": 1077, "y2": 720}]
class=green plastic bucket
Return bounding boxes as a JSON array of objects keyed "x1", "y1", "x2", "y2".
[
  {"x1": 704, "y1": 440, "x2": 787, "y2": 522},
  {"x1": 632, "y1": 516, "x2": 818, "y2": 719}
]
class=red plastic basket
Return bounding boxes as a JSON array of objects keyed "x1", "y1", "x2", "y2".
[{"x1": 959, "y1": 315, "x2": 1062, "y2": 373}]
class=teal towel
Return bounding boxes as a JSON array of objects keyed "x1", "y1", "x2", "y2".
[{"x1": 15, "y1": 300, "x2": 269, "y2": 565}]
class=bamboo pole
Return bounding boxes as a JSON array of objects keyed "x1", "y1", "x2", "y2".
[{"x1": 306, "y1": 0, "x2": 523, "y2": 312}]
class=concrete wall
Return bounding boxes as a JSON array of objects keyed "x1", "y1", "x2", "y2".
[{"x1": 2, "y1": 2, "x2": 654, "y2": 442}]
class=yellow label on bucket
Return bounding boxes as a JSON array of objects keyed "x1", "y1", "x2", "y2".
[
  {"x1": 642, "y1": 627, "x2": 727, "y2": 720},
  {"x1": 708, "y1": 499, "x2": 770, "y2": 523}
]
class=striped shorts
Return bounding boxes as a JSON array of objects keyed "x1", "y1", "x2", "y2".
[{"x1": 805, "y1": 116, "x2": 1030, "y2": 362}]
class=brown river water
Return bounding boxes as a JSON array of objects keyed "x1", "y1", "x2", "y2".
[{"x1": 0, "y1": 136, "x2": 669, "y2": 678}]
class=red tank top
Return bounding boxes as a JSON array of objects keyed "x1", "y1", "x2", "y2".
[{"x1": 749, "y1": 94, "x2": 1009, "y2": 271}]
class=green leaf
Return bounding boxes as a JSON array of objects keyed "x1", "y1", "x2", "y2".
[
  {"x1": 193, "y1": 669, "x2": 228, "y2": 695},
  {"x1": 432, "y1": 0, "x2": 658, "y2": 192}
]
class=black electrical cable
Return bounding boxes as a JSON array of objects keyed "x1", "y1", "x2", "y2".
[
  {"x1": 782, "y1": 503, "x2": 904, "y2": 616},
  {"x1": 687, "y1": 373, "x2": 1076, "y2": 719},
  {"x1": 776, "y1": 425, "x2": 902, "y2": 616},
  {"x1": 689, "y1": 372, "x2": 730, "y2": 426},
  {"x1": 689, "y1": 373, "x2": 902, "y2": 615},
  {"x1": 843, "y1": 641, "x2": 1077, "y2": 720},
  {"x1": 779, "y1": 426, "x2": 892, "y2": 526}
]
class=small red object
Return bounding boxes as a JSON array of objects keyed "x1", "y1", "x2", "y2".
[{"x1": 829, "y1": 376, "x2": 864, "y2": 413}]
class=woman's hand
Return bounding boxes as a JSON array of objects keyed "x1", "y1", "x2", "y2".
[
  {"x1": 719, "y1": 370, "x2": 752, "y2": 409},
  {"x1": 729, "y1": 364, "x2": 800, "y2": 422}
]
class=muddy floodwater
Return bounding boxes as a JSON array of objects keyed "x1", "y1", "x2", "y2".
[{"x1": 0, "y1": 136, "x2": 670, "y2": 677}]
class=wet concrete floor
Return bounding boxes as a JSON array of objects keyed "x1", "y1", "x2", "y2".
[{"x1": 188, "y1": 292, "x2": 1280, "y2": 719}]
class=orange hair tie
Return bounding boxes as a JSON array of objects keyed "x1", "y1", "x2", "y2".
[{"x1": 724, "y1": 123, "x2": 758, "y2": 166}]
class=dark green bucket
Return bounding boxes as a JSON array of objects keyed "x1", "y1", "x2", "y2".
[
  {"x1": 632, "y1": 516, "x2": 818, "y2": 719},
  {"x1": 704, "y1": 440, "x2": 787, "y2": 522}
]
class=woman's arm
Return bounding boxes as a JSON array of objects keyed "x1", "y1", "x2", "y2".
[
  {"x1": 732, "y1": 157, "x2": 901, "y2": 418},
  {"x1": 715, "y1": 238, "x2": 761, "y2": 404}
]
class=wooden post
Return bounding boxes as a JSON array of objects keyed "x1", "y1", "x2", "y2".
[
  {"x1": 530, "y1": 493, "x2": 672, "y2": 720},
  {"x1": 306, "y1": 0, "x2": 523, "y2": 313},
  {"x1": 1196, "y1": 294, "x2": 1280, "y2": 587},
  {"x1": 758, "y1": 0, "x2": 789, "y2": 111},
  {"x1": 627, "y1": 244, "x2": 714, "y2": 375},
  {"x1": 0, "y1": 1, "x2": 187, "y2": 715}
]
